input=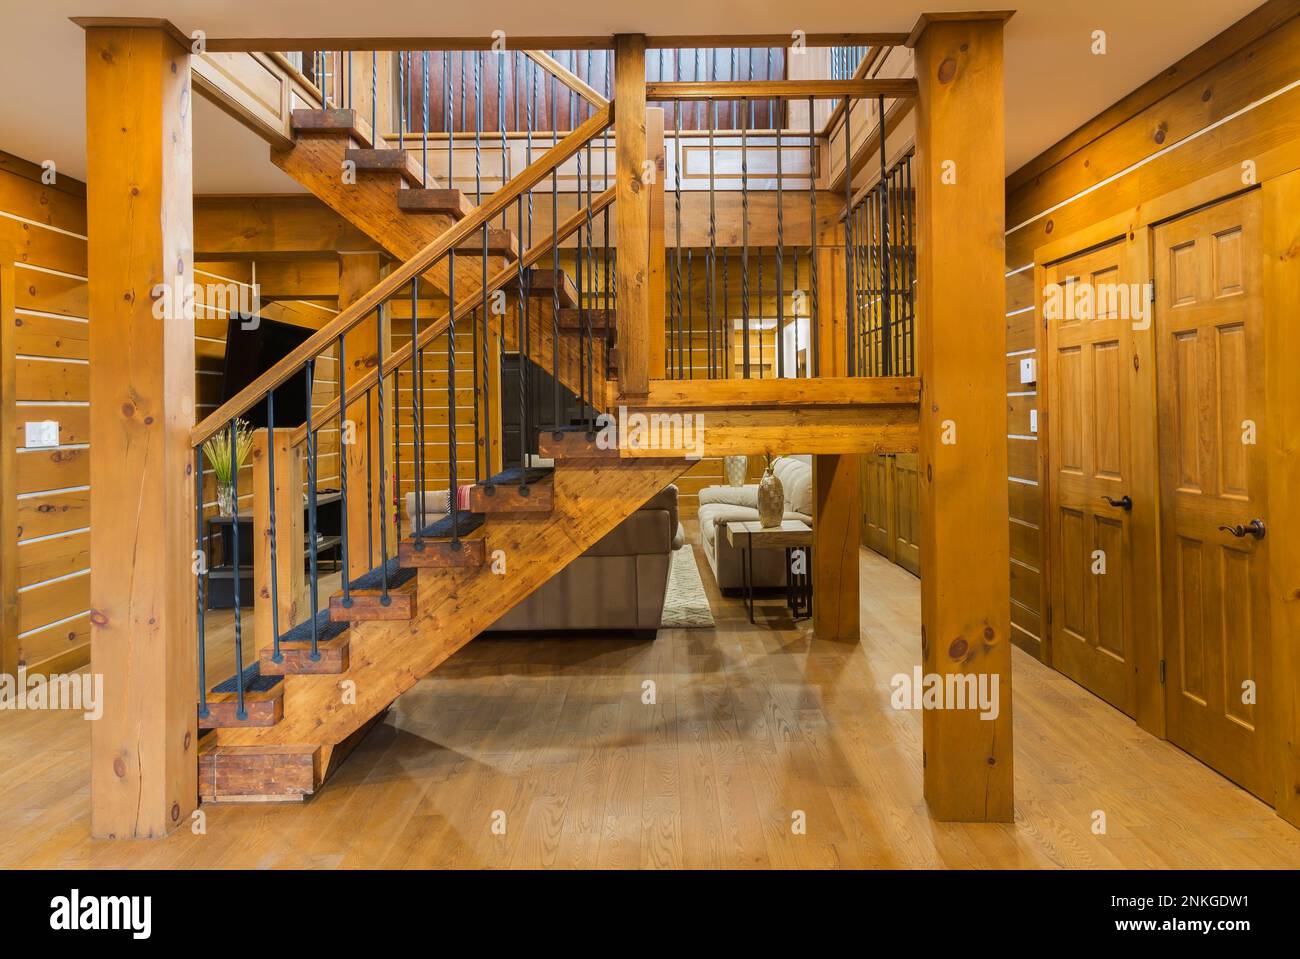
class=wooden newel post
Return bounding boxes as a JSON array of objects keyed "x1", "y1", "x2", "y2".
[
  {"x1": 614, "y1": 33, "x2": 650, "y2": 395},
  {"x1": 252, "y1": 429, "x2": 305, "y2": 654},
  {"x1": 811, "y1": 226, "x2": 860, "y2": 642},
  {"x1": 912, "y1": 12, "x2": 1015, "y2": 822},
  {"x1": 82, "y1": 19, "x2": 197, "y2": 838},
  {"x1": 647, "y1": 106, "x2": 667, "y2": 379}
]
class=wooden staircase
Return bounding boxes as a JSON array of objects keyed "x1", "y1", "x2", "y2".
[
  {"x1": 278, "y1": 106, "x2": 614, "y2": 405},
  {"x1": 199, "y1": 452, "x2": 689, "y2": 802}
]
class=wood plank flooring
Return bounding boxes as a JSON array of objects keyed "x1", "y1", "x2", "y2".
[{"x1": 1, "y1": 542, "x2": 1298, "y2": 868}]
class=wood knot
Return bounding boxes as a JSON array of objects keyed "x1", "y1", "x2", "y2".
[
  {"x1": 937, "y1": 58, "x2": 957, "y2": 84},
  {"x1": 171, "y1": 802, "x2": 181, "y2": 821},
  {"x1": 112, "y1": 757, "x2": 127, "y2": 778},
  {"x1": 948, "y1": 637, "x2": 968, "y2": 660},
  {"x1": 90, "y1": 609, "x2": 109, "y2": 626},
  {"x1": 983, "y1": 626, "x2": 995, "y2": 641}
]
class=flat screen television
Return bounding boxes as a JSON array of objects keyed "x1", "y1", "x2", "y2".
[{"x1": 218, "y1": 313, "x2": 314, "y2": 430}]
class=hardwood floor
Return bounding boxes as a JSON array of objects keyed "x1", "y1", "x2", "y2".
[{"x1": 2, "y1": 543, "x2": 1298, "y2": 868}]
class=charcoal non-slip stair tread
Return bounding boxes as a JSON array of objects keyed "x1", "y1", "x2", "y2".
[
  {"x1": 211, "y1": 662, "x2": 283, "y2": 695},
  {"x1": 346, "y1": 555, "x2": 418, "y2": 592},
  {"x1": 276, "y1": 609, "x2": 349, "y2": 647},
  {"x1": 477, "y1": 466, "x2": 554, "y2": 489},
  {"x1": 412, "y1": 510, "x2": 486, "y2": 540}
]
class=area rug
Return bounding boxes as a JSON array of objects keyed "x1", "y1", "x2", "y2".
[{"x1": 660, "y1": 546, "x2": 715, "y2": 628}]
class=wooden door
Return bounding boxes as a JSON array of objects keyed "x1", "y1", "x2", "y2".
[
  {"x1": 891, "y1": 453, "x2": 921, "y2": 575},
  {"x1": 1043, "y1": 241, "x2": 1145, "y2": 715},
  {"x1": 1154, "y1": 192, "x2": 1272, "y2": 801},
  {"x1": 861, "y1": 453, "x2": 893, "y2": 558}
]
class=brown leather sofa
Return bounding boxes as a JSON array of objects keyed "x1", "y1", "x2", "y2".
[{"x1": 406, "y1": 484, "x2": 683, "y2": 636}]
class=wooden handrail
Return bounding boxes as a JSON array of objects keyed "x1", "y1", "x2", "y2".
[
  {"x1": 290, "y1": 184, "x2": 617, "y2": 446},
  {"x1": 646, "y1": 79, "x2": 917, "y2": 100},
  {"x1": 524, "y1": 50, "x2": 608, "y2": 108},
  {"x1": 818, "y1": 45, "x2": 891, "y2": 138},
  {"x1": 191, "y1": 104, "x2": 613, "y2": 446}
]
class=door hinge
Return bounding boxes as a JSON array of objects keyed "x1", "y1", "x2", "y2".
[
  {"x1": 1159, "y1": 659, "x2": 1166, "y2": 684},
  {"x1": 1046, "y1": 604, "x2": 1053, "y2": 626},
  {"x1": 1148, "y1": 279, "x2": 1156, "y2": 303}
]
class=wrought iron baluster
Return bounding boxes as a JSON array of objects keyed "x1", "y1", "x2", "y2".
[
  {"x1": 305, "y1": 361, "x2": 321, "y2": 654},
  {"x1": 741, "y1": 98, "x2": 750, "y2": 378},
  {"x1": 411, "y1": 282, "x2": 425, "y2": 547},
  {"x1": 373, "y1": 312, "x2": 390, "y2": 603},
  {"x1": 878, "y1": 96, "x2": 891, "y2": 378},
  {"x1": 228, "y1": 418, "x2": 247, "y2": 718},
  {"x1": 673, "y1": 99, "x2": 683, "y2": 378},
  {"x1": 843, "y1": 95, "x2": 856, "y2": 375},
  {"x1": 448, "y1": 250, "x2": 461, "y2": 547},
  {"x1": 268, "y1": 388, "x2": 287, "y2": 656},
  {"x1": 195, "y1": 448, "x2": 208, "y2": 718},
  {"x1": 808, "y1": 97, "x2": 819, "y2": 376}
]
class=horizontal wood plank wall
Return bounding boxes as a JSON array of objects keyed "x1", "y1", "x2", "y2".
[
  {"x1": 1003, "y1": 0, "x2": 1300, "y2": 661},
  {"x1": 1, "y1": 155, "x2": 92, "y2": 675}
]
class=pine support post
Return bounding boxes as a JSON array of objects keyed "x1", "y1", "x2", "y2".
[
  {"x1": 614, "y1": 34, "x2": 650, "y2": 395},
  {"x1": 82, "y1": 20, "x2": 197, "y2": 839},
  {"x1": 912, "y1": 12, "x2": 1014, "y2": 822},
  {"x1": 339, "y1": 252, "x2": 387, "y2": 575},
  {"x1": 647, "y1": 106, "x2": 667, "y2": 379},
  {"x1": 810, "y1": 218, "x2": 859, "y2": 641},
  {"x1": 252, "y1": 428, "x2": 305, "y2": 653}
]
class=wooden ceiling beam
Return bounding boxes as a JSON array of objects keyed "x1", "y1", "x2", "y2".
[{"x1": 201, "y1": 33, "x2": 908, "y2": 53}]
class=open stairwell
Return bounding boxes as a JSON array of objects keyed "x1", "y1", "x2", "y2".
[{"x1": 199, "y1": 451, "x2": 689, "y2": 801}]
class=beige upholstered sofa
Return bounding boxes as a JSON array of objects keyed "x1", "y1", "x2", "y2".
[
  {"x1": 697, "y1": 455, "x2": 812, "y2": 591},
  {"x1": 405, "y1": 484, "x2": 683, "y2": 636}
]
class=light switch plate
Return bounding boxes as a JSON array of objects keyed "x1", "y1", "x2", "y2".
[
  {"x1": 24, "y1": 420, "x2": 59, "y2": 448},
  {"x1": 1019, "y1": 357, "x2": 1037, "y2": 384},
  {"x1": 1030, "y1": 409, "x2": 1038, "y2": 434}
]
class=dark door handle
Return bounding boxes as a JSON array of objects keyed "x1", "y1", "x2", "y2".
[
  {"x1": 1219, "y1": 519, "x2": 1266, "y2": 540},
  {"x1": 1101, "y1": 494, "x2": 1133, "y2": 511}
]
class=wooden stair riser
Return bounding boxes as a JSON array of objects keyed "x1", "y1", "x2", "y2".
[
  {"x1": 344, "y1": 148, "x2": 426, "y2": 187},
  {"x1": 200, "y1": 691, "x2": 283, "y2": 729},
  {"x1": 537, "y1": 428, "x2": 620, "y2": 460},
  {"x1": 398, "y1": 536, "x2": 487, "y2": 568},
  {"x1": 329, "y1": 583, "x2": 418, "y2": 622},
  {"x1": 259, "y1": 635, "x2": 350, "y2": 676},
  {"x1": 397, "y1": 188, "x2": 473, "y2": 219},
  {"x1": 468, "y1": 481, "x2": 555, "y2": 514},
  {"x1": 291, "y1": 108, "x2": 367, "y2": 143}
]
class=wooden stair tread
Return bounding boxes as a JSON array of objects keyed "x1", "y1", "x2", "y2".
[
  {"x1": 453, "y1": 228, "x2": 519, "y2": 261},
  {"x1": 291, "y1": 108, "x2": 368, "y2": 144},
  {"x1": 469, "y1": 466, "x2": 555, "y2": 514},
  {"x1": 557, "y1": 307, "x2": 614, "y2": 335},
  {"x1": 538, "y1": 425, "x2": 620, "y2": 460},
  {"x1": 202, "y1": 663, "x2": 284, "y2": 729},
  {"x1": 345, "y1": 556, "x2": 418, "y2": 592},
  {"x1": 210, "y1": 662, "x2": 283, "y2": 698},
  {"x1": 330, "y1": 558, "x2": 419, "y2": 622},
  {"x1": 524, "y1": 268, "x2": 579, "y2": 308},
  {"x1": 260, "y1": 611, "x2": 350, "y2": 675},
  {"x1": 344, "y1": 147, "x2": 427, "y2": 188},
  {"x1": 397, "y1": 188, "x2": 475, "y2": 219},
  {"x1": 411, "y1": 510, "x2": 486, "y2": 540}
]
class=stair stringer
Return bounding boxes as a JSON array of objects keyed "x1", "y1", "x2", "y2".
[
  {"x1": 271, "y1": 134, "x2": 500, "y2": 297},
  {"x1": 210, "y1": 458, "x2": 689, "y2": 755}
]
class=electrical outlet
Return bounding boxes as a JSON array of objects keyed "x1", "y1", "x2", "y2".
[
  {"x1": 24, "y1": 420, "x2": 59, "y2": 449},
  {"x1": 1019, "y1": 357, "x2": 1037, "y2": 385}
]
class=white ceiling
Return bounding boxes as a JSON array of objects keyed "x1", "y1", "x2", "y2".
[{"x1": 0, "y1": 0, "x2": 1264, "y2": 192}]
